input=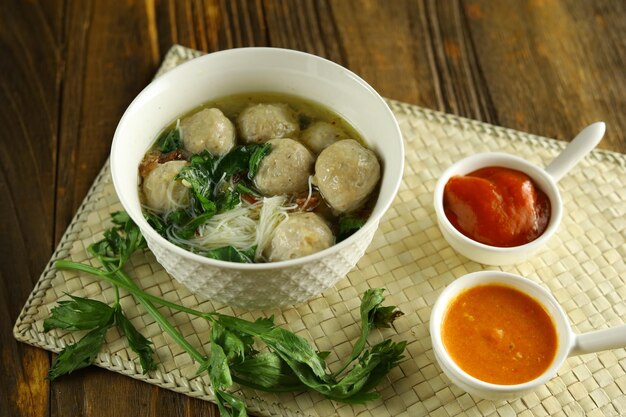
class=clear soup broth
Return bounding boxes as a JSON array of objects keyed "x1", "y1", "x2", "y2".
[{"x1": 138, "y1": 93, "x2": 381, "y2": 263}]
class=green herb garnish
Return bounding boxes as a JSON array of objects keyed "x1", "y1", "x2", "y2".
[
  {"x1": 205, "y1": 246, "x2": 256, "y2": 263},
  {"x1": 45, "y1": 296, "x2": 157, "y2": 380},
  {"x1": 44, "y1": 296, "x2": 115, "y2": 333},
  {"x1": 248, "y1": 142, "x2": 272, "y2": 179},
  {"x1": 338, "y1": 215, "x2": 367, "y2": 241},
  {"x1": 144, "y1": 211, "x2": 167, "y2": 237},
  {"x1": 168, "y1": 144, "x2": 271, "y2": 242},
  {"x1": 52, "y1": 212, "x2": 406, "y2": 415},
  {"x1": 177, "y1": 152, "x2": 218, "y2": 214},
  {"x1": 46, "y1": 325, "x2": 113, "y2": 381},
  {"x1": 216, "y1": 145, "x2": 257, "y2": 177},
  {"x1": 157, "y1": 128, "x2": 182, "y2": 153}
]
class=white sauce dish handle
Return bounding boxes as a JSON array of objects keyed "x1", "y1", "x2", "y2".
[
  {"x1": 570, "y1": 323, "x2": 626, "y2": 357},
  {"x1": 545, "y1": 122, "x2": 605, "y2": 182}
]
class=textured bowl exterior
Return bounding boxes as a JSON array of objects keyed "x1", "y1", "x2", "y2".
[{"x1": 144, "y1": 220, "x2": 378, "y2": 309}]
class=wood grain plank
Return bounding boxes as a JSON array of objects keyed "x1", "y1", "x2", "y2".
[
  {"x1": 50, "y1": 1, "x2": 217, "y2": 416},
  {"x1": 153, "y1": 0, "x2": 199, "y2": 52},
  {"x1": 423, "y1": 0, "x2": 498, "y2": 122},
  {"x1": 327, "y1": 0, "x2": 442, "y2": 108},
  {"x1": 0, "y1": 0, "x2": 65, "y2": 416},
  {"x1": 262, "y1": 0, "x2": 344, "y2": 61},
  {"x1": 152, "y1": 0, "x2": 268, "y2": 52},
  {"x1": 54, "y1": 0, "x2": 157, "y2": 239},
  {"x1": 220, "y1": 0, "x2": 267, "y2": 48},
  {"x1": 51, "y1": 367, "x2": 207, "y2": 417},
  {"x1": 462, "y1": 0, "x2": 626, "y2": 151},
  {"x1": 51, "y1": 1, "x2": 221, "y2": 415}
]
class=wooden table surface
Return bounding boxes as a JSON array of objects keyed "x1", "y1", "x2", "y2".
[{"x1": 2, "y1": 1, "x2": 625, "y2": 416}]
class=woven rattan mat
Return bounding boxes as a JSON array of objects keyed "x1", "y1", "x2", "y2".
[{"x1": 14, "y1": 46, "x2": 626, "y2": 417}]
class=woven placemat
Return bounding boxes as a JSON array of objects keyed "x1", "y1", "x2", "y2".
[{"x1": 14, "y1": 45, "x2": 626, "y2": 417}]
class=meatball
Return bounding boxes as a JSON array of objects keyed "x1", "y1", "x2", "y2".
[
  {"x1": 313, "y1": 139, "x2": 380, "y2": 213},
  {"x1": 143, "y1": 160, "x2": 190, "y2": 213},
  {"x1": 180, "y1": 108, "x2": 235, "y2": 156},
  {"x1": 237, "y1": 103, "x2": 300, "y2": 144},
  {"x1": 255, "y1": 138, "x2": 315, "y2": 196},
  {"x1": 300, "y1": 121, "x2": 348, "y2": 154},
  {"x1": 264, "y1": 212, "x2": 334, "y2": 262}
]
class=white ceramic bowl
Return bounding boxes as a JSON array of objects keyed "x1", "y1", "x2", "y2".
[
  {"x1": 430, "y1": 271, "x2": 571, "y2": 400},
  {"x1": 111, "y1": 48, "x2": 404, "y2": 309},
  {"x1": 433, "y1": 123, "x2": 605, "y2": 266},
  {"x1": 433, "y1": 152, "x2": 563, "y2": 265},
  {"x1": 430, "y1": 271, "x2": 626, "y2": 401}
]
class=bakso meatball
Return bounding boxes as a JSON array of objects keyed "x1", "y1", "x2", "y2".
[
  {"x1": 143, "y1": 160, "x2": 190, "y2": 213},
  {"x1": 314, "y1": 139, "x2": 380, "y2": 213},
  {"x1": 237, "y1": 103, "x2": 300, "y2": 144},
  {"x1": 180, "y1": 108, "x2": 235, "y2": 156},
  {"x1": 300, "y1": 121, "x2": 348, "y2": 154},
  {"x1": 255, "y1": 138, "x2": 315, "y2": 196},
  {"x1": 264, "y1": 212, "x2": 334, "y2": 262}
]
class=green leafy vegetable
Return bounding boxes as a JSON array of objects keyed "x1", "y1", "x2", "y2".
[
  {"x1": 216, "y1": 190, "x2": 240, "y2": 213},
  {"x1": 248, "y1": 143, "x2": 271, "y2": 179},
  {"x1": 154, "y1": 145, "x2": 272, "y2": 256},
  {"x1": 338, "y1": 215, "x2": 367, "y2": 241},
  {"x1": 372, "y1": 305, "x2": 404, "y2": 329},
  {"x1": 176, "y1": 150, "x2": 218, "y2": 215},
  {"x1": 144, "y1": 212, "x2": 167, "y2": 237},
  {"x1": 44, "y1": 295, "x2": 115, "y2": 333},
  {"x1": 215, "y1": 146, "x2": 255, "y2": 177},
  {"x1": 216, "y1": 315, "x2": 275, "y2": 336},
  {"x1": 208, "y1": 335, "x2": 233, "y2": 390},
  {"x1": 165, "y1": 209, "x2": 190, "y2": 226},
  {"x1": 92, "y1": 211, "x2": 147, "y2": 267},
  {"x1": 111, "y1": 210, "x2": 133, "y2": 226},
  {"x1": 175, "y1": 211, "x2": 216, "y2": 240},
  {"x1": 215, "y1": 184, "x2": 241, "y2": 213},
  {"x1": 177, "y1": 165, "x2": 216, "y2": 214},
  {"x1": 235, "y1": 182, "x2": 260, "y2": 198},
  {"x1": 210, "y1": 323, "x2": 254, "y2": 362},
  {"x1": 205, "y1": 246, "x2": 255, "y2": 263},
  {"x1": 208, "y1": 323, "x2": 252, "y2": 417},
  {"x1": 215, "y1": 390, "x2": 248, "y2": 417},
  {"x1": 326, "y1": 339, "x2": 406, "y2": 402},
  {"x1": 190, "y1": 150, "x2": 218, "y2": 172},
  {"x1": 209, "y1": 143, "x2": 272, "y2": 180},
  {"x1": 230, "y1": 352, "x2": 305, "y2": 391},
  {"x1": 115, "y1": 309, "x2": 157, "y2": 373},
  {"x1": 47, "y1": 324, "x2": 113, "y2": 381},
  {"x1": 45, "y1": 293, "x2": 157, "y2": 376},
  {"x1": 44, "y1": 294, "x2": 116, "y2": 381},
  {"x1": 350, "y1": 340, "x2": 406, "y2": 396},
  {"x1": 157, "y1": 128, "x2": 182, "y2": 153},
  {"x1": 333, "y1": 288, "x2": 403, "y2": 377},
  {"x1": 259, "y1": 328, "x2": 332, "y2": 382},
  {"x1": 51, "y1": 212, "x2": 407, "y2": 415}
]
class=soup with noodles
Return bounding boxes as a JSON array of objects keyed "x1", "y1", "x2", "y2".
[{"x1": 138, "y1": 93, "x2": 382, "y2": 263}]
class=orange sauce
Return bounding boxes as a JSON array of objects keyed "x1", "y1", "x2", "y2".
[{"x1": 441, "y1": 284, "x2": 557, "y2": 385}]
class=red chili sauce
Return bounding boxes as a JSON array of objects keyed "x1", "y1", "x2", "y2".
[{"x1": 443, "y1": 167, "x2": 551, "y2": 247}]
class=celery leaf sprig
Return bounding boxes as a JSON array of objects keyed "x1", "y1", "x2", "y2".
[{"x1": 52, "y1": 212, "x2": 406, "y2": 416}]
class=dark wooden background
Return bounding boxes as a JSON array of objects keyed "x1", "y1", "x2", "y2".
[{"x1": 1, "y1": 0, "x2": 624, "y2": 416}]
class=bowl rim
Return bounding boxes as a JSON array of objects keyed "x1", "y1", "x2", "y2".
[
  {"x1": 111, "y1": 47, "x2": 405, "y2": 270},
  {"x1": 432, "y1": 151, "x2": 563, "y2": 255},
  {"x1": 429, "y1": 271, "x2": 574, "y2": 393}
]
